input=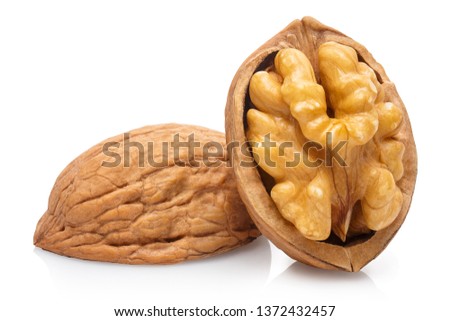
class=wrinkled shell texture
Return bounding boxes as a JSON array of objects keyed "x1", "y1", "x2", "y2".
[
  {"x1": 34, "y1": 124, "x2": 259, "y2": 264},
  {"x1": 225, "y1": 17, "x2": 417, "y2": 271}
]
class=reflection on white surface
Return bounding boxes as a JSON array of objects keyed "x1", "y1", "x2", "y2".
[
  {"x1": 267, "y1": 261, "x2": 383, "y2": 300},
  {"x1": 35, "y1": 236, "x2": 271, "y2": 303},
  {"x1": 35, "y1": 235, "x2": 383, "y2": 305}
]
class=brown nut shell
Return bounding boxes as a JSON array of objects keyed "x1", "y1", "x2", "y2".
[
  {"x1": 225, "y1": 17, "x2": 417, "y2": 271},
  {"x1": 34, "y1": 124, "x2": 260, "y2": 264}
]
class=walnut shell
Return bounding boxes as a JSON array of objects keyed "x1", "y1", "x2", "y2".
[
  {"x1": 34, "y1": 124, "x2": 260, "y2": 264},
  {"x1": 225, "y1": 17, "x2": 417, "y2": 271}
]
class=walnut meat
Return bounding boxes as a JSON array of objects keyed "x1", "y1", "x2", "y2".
[
  {"x1": 34, "y1": 124, "x2": 260, "y2": 264},
  {"x1": 248, "y1": 42, "x2": 404, "y2": 241},
  {"x1": 225, "y1": 17, "x2": 417, "y2": 271}
]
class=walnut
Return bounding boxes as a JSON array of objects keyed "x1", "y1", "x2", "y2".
[
  {"x1": 225, "y1": 17, "x2": 417, "y2": 271},
  {"x1": 34, "y1": 124, "x2": 260, "y2": 264}
]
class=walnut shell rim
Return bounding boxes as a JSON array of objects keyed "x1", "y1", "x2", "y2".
[{"x1": 225, "y1": 17, "x2": 418, "y2": 271}]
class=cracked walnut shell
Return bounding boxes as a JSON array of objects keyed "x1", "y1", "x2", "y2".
[
  {"x1": 34, "y1": 124, "x2": 259, "y2": 264},
  {"x1": 225, "y1": 17, "x2": 417, "y2": 271}
]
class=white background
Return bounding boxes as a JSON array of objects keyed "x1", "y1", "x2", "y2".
[{"x1": 1, "y1": 0, "x2": 448, "y2": 320}]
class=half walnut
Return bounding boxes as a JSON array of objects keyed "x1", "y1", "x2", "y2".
[
  {"x1": 225, "y1": 17, "x2": 417, "y2": 271},
  {"x1": 34, "y1": 124, "x2": 260, "y2": 264}
]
